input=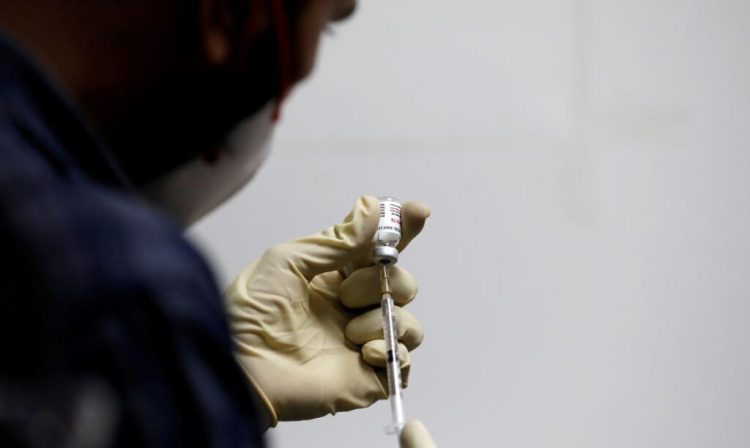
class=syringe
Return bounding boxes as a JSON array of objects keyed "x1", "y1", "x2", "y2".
[
  {"x1": 379, "y1": 263, "x2": 405, "y2": 434},
  {"x1": 372, "y1": 197, "x2": 405, "y2": 437}
]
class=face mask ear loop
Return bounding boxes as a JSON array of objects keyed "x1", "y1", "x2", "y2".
[{"x1": 267, "y1": 0, "x2": 294, "y2": 122}]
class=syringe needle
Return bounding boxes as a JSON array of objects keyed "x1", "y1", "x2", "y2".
[{"x1": 380, "y1": 263, "x2": 405, "y2": 435}]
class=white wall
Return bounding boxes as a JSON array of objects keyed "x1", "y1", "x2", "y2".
[{"x1": 190, "y1": 0, "x2": 750, "y2": 446}]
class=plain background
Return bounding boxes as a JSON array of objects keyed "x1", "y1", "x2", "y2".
[{"x1": 190, "y1": 0, "x2": 750, "y2": 446}]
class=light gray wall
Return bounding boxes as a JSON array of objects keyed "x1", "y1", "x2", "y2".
[{"x1": 189, "y1": 0, "x2": 750, "y2": 446}]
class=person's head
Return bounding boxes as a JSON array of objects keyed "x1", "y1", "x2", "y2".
[{"x1": 0, "y1": 0, "x2": 356, "y2": 224}]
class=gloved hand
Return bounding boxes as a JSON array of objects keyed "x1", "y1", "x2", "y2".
[
  {"x1": 401, "y1": 420, "x2": 437, "y2": 448},
  {"x1": 225, "y1": 196, "x2": 430, "y2": 426}
]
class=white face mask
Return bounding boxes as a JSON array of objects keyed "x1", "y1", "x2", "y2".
[{"x1": 141, "y1": 102, "x2": 275, "y2": 227}]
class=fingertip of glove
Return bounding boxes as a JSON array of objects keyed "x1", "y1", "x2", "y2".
[
  {"x1": 356, "y1": 195, "x2": 380, "y2": 215},
  {"x1": 360, "y1": 195, "x2": 379, "y2": 206},
  {"x1": 361, "y1": 340, "x2": 410, "y2": 369},
  {"x1": 400, "y1": 420, "x2": 436, "y2": 448},
  {"x1": 398, "y1": 201, "x2": 431, "y2": 251},
  {"x1": 403, "y1": 201, "x2": 432, "y2": 220}
]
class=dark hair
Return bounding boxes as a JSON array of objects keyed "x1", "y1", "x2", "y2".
[{"x1": 106, "y1": 0, "x2": 302, "y2": 185}]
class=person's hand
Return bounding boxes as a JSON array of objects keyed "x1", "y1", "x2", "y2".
[
  {"x1": 401, "y1": 420, "x2": 437, "y2": 448},
  {"x1": 224, "y1": 196, "x2": 430, "y2": 426}
]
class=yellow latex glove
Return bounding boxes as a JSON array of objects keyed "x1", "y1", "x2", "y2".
[
  {"x1": 225, "y1": 196, "x2": 430, "y2": 426},
  {"x1": 401, "y1": 420, "x2": 437, "y2": 448}
]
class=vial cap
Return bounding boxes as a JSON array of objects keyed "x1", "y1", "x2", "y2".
[{"x1": 373, "y1": 245, "x2": 399, "y2": 265}]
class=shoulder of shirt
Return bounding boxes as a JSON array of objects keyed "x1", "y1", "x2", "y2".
[
  {"x1": 0, "y1": 118, "x2": 219, "y2": 305},
  {"x1": 0, "y1": 34, "x2": 231, "y2": 343}
]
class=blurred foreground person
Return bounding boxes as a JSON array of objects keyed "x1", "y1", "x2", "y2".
[{"x1": 0, "y1": 0, "x2": 435, "y2": 446}]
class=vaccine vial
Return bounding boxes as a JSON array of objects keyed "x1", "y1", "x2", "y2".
[{"x1": 373, "y1": 196, "x2": 402, "y2": 265}]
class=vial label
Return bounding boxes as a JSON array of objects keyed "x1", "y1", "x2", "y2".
[{"x1": 374, "y1": 198, "x2": 402, "y2": 246}]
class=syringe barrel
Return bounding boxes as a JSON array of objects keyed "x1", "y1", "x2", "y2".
[
  {"x1": 380, "y1": 264, "x2": 406, "y2": 436},
  {"x1": 381, "y1": 294, "x2": 405, "y2": 433}
]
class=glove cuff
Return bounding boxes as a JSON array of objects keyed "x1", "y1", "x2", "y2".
[{"x1": 239, "y1": 362, "x2": 279, "y2": 429}]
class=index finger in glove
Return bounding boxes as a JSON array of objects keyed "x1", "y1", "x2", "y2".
[{"x1": 262, "y1": 196, "x2": 379, "y2": 282}]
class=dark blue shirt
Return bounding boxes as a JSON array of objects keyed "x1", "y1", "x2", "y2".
[{"x1": 0, "y1": 34, "x2": 263, "y2": 447}]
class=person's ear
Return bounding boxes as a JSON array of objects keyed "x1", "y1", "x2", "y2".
[{"x1": 198, "y1": 0, "x2": 265, "y2": 66}]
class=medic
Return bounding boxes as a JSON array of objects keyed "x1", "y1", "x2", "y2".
[{"x1": 0, "y1": 1, "x2": 435, "y2": 447}]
